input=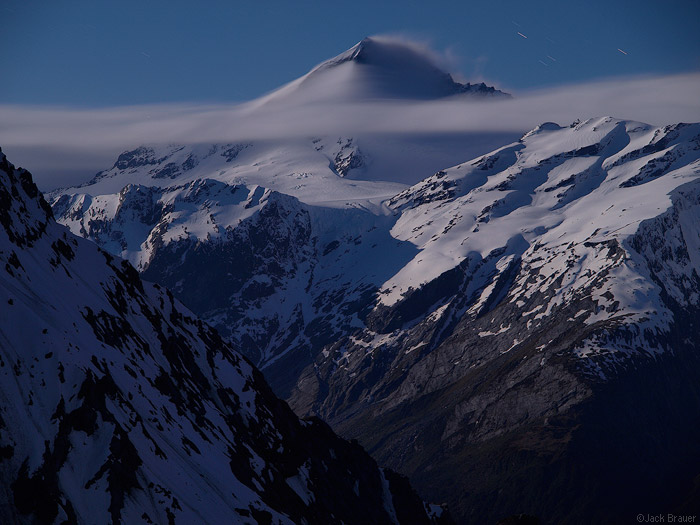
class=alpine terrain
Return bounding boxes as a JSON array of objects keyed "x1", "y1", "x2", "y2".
[
  {"x1": 0, "y1": 146, "x2": 450, "y2": 524},
  {"x1": 47, "y1": 38, "x2": 700, "y2": 523}
]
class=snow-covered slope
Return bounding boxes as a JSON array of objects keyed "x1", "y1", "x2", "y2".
[
  {"x1": 287, "y1": 117, "x2": 700, "y2": 522},
  {"x1": 290, "y1": 117, "x2": 700, "y2": 411},
  {"x1": 376, "y1": 117, "x2": 700, "y2": 326},
  {"x1": 50, "y1": 172, "x2": 414, "y2": 374},
  {"x1": 0, "y1": 149, "x2": 448, "y2": 524},
  {"x1": 52, "y1": 139, "x2": 407, "y2": 204}
]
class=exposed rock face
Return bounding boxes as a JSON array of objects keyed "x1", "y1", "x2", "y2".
[
  {"x1": 0, "y1": 148, "x2": 448, "y2": 524},
  {"x1": 51, "y1": 117, "x2": 700, "y2": 522},
  {"x1": 286, "y1": 119, "x2": 700, "y2": 522},
  {"x1": 332, "y1": 138, "x2": 367, "y2": 178},
  {"x1": 51, "y1": 173, "x2": 413, "y2": 396}
]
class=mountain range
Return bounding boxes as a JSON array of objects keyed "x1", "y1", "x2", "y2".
[
  {"x1": 0, "y1": 143, "x2": 448, "y2": 522},
  {"x1": 10, "y1": 37, "x2": 700, "y2": 523}
]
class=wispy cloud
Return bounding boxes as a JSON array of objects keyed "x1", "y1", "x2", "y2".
[
  {"x1": 367, "y1": 33, "x2": 461, "y2": 74},
  {"x1": 1, "y1": 72, "x2": 699, "y2": 189}
]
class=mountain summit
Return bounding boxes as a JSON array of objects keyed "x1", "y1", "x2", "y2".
[{"x1": 256, "y1": 36, "x2": 509, "y2": 105}]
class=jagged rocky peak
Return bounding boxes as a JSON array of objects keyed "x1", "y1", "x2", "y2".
[
  {"x1": 0, "y1": 147, "x2": 54, "y2": 248},
  {"x1": 113, "y1": 145, "x2": 166, "y2": 170},
  {"x1": 81, "y1": 142, "x2": 252, "y2": 189},
  {"x1": 0, "y1": 150, "x2": 450, "y2": 524}
]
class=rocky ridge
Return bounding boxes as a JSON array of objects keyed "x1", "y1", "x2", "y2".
[{"x1": 0, "y1": 148, "x2": 448, "y2": 524}]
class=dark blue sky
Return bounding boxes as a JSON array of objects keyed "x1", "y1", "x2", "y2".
[{"x1": 2, "y1": 0, "x2": 699, "y2": 106}]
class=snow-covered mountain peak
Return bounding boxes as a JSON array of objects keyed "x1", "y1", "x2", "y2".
[
  {"x1": 52, "y1": 137, "x2": 408, "y2": 210},
  {"x1": 255, "y1": 37, "x2": 509, "y2": 105},
  {"x1": 322, "y1": 36, "x2": 448, "y2": 74}
]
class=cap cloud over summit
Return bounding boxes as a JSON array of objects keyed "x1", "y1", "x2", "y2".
[
  {"x1": 254, "y1": 36, "x2": 509, "y2": 104},
  {"x1": 0, "y1": 36, "x2": 699, "y2": 189}
]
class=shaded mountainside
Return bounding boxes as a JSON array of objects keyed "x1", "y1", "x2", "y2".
[
  {"x1": 51, "y1": 176, "x2": 414, "y2": 377},
  {"x1": 0, "y1": 149, "x2": 449, "y2": 524},
  {"x1": 51, "y1": 117, "x2": 700, "y2": 522},
  {"x1": 288, "y1": 119, "x2": 700, "y2": 523}
]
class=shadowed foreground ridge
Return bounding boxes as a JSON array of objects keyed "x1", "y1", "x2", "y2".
[{"x1": 0, "y1": 147, "x2": 450, "y2": 524}]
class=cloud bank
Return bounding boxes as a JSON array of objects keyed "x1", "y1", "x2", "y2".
[{"x1": 1, "y1": 72, "x2": 699, "y2": 189}]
